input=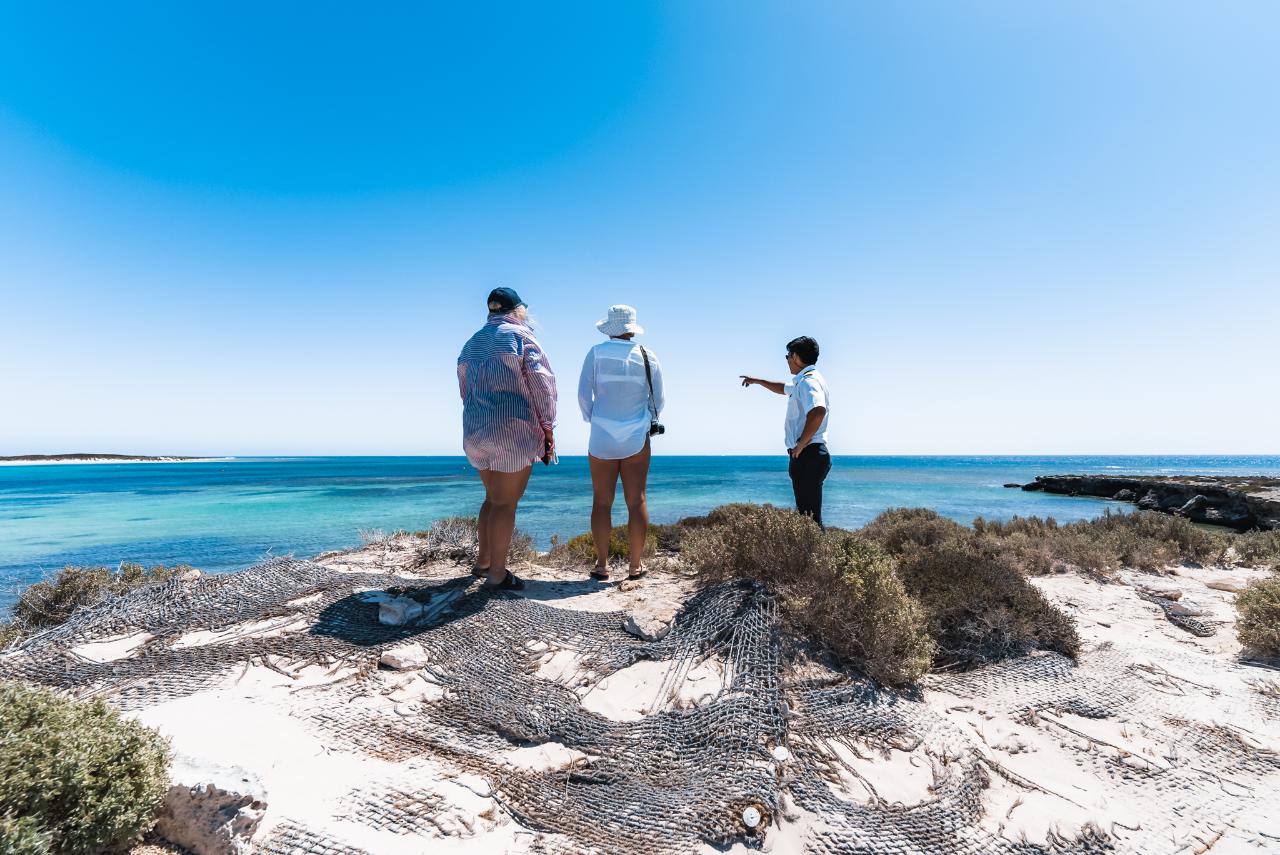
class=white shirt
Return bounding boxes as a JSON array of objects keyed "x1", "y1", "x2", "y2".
[
  {"x1": 784, "y1": 366, "x2": 829, "y2": 449},
  {"x1": 578, "y1": 339, "x2": 664, "y2": 459}
]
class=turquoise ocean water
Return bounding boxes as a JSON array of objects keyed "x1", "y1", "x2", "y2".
[{"x1": 3, "y1": 455, "x2": 1279, "y2": 610}]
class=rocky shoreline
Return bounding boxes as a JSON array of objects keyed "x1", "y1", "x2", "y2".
[{"x1": 1019, "y1": 474, "x2": 1280, "y2": 531}]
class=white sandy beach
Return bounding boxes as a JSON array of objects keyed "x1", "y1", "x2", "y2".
[{"x1": 23, "y1": 534, "x2": 1264, "y2": 854}]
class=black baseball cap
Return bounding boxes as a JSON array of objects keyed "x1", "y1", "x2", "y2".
[{"x1": 487, "y1": 287, "x2": 526, "y2": 312}]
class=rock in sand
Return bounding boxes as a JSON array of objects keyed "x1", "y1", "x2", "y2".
[
  {"x1": 1204, "y1": 575, "x2": 1250, "y2": 594},
  {"x1": 1163, "y1": 598, "x2": 1214, "y2": 618},
  {"x1": 623, "y1": 612, "x2": 671, "y2": 642},
  {"x1": 380, "y1": 642, "x2": 431, "y2": 670},
  {"x1": 153, "y1": 755, "x2": 266, "y2": 855}
]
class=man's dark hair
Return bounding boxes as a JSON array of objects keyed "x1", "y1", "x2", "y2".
[{"x1": 786, "y1": 336, "x2": 819, "y2": 366}]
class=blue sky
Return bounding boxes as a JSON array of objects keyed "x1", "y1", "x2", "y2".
[{"x1": 1, "y1": 2, "x2": 1277, "y2": 455}]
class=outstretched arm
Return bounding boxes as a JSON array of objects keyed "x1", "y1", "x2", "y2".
[{"x1": 740, "y1": 376, "x2": 786, "y2": 395}]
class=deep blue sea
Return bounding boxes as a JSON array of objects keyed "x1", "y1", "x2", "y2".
[{"x1": 3, "y1": 455, "x2": 1279, "y2": 610}]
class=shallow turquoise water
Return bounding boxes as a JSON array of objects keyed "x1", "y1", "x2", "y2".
[{"x1": 3, "y1": 455, "x2": 1278, "y2": 609}]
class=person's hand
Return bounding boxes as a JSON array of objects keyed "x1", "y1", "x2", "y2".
[
  {"x1": 789, "y1": 438, "x2": 809, "y2": 458},
  {"x1": 542, "y1": 427, "x2": 556, "y2": 456},
  {"x1": 739, "y1": 375, "x2": 757, "y2": 388}
]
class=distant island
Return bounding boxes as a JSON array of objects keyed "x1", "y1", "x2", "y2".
[
  {"x1": 0, "y1": 454, "x2": 223, "y2": 465},
  {"x1": 1019, "y1": 474, "x2": 1280, "y2": 531}
]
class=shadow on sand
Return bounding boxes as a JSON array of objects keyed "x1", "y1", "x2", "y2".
[{"x1": 307, "y1": 571, "x2": 612, "y2": 648}]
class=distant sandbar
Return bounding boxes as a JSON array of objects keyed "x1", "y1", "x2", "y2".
[{"x1": 0, "y1": 454, "x2": 227, "y2": 466}]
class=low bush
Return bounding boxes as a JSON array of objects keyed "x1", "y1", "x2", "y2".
[
  {"x1": 857, "y1": 508, "x2": 1081, "y2": 666},
  {"x1": 1231, "y1": 530, "x2": 1280, "y2": 570},
  {"x1": 548, "y1": 526, "x2": 657, "y2": 566},
  {"x1": 0, "y1": 680, "x2": 170, "y2": 854},
  {"x1": 650, "y1": 522, "x2": 687, "y2": 552},
  {"x1": 680, "y1": 504, "x2": 933, "y2": 685},
  {"x1": 0, "y1": 815, "x2": 50, "y2": 855},
  {"x1": 0, "y1": 623, "x2": 22, "y2": 649},
  {"x1": 973, "y1": 509, "x2": 1276, "y2": 576},
  {"x1": 895, "y1": 540, "x2": 1081, "y2": 667},
  {"x1": 680, "y1": 504, "x2": 823, "y2": 585},
  {"x1": 1236, "y1": 575, "x2": 1280, "y2": 658},
  {"x1": 861, "y1": 507, "x2": 969, "y2": 555},
  {"x1": 1080, "y1": 509, "x2": 1220, "y2": 562},
  {"x1": 1, "y1": 563, "x2": 190, "y2": 647},
  {"x1": 645, "y1": 504, "x2": 765, "y2": 553},
  {"x1": 812, "y1": 532, "x2": 936, "y2": 684},
  {"x1": 414, "y1": 516, "x2": 533, "y2": 566}
]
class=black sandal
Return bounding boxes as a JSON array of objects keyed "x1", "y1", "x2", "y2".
[
  {"x1": 482, "y1": 569, "x2": 524, "y2": 591},
  {"x1": 471, "y1": 565, "x2": 490, "y2": 578},
  {"x1": 589, "y1": 566, "x2": 611, "y2": 581},
  {"x1": 627, "y1": 565, "x2": 647, "y2": 580}
]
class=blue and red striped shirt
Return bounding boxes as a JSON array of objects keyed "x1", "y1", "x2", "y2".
[{"x1": 457, "y1": 313, "x2": 558, "y2": 458}]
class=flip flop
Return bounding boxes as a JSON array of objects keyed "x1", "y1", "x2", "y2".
[
  {"x1": 471, "y1": 565, "x2": 490, "y2": 578},
  {"x1": 482, "y1": 570, "x2": 524, "y2": 591},
  {"x1": 627, "y1": 565, "x2": 648, "y2": 580},
  {"x1": 589, "y1": 567, "x2": 611, "y2": 581}
]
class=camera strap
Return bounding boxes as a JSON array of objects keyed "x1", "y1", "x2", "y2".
[{"x1": 639, "y1": 346, "x2": 658, "y2": 422}]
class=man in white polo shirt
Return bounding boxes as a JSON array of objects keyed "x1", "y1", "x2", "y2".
[{"x1": 740, "y1": 336, "x2": 832, "y2": 526}]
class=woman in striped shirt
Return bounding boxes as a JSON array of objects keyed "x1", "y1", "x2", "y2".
[{"x1": 457, "y1": 287, "x2": 557, "y2": 591}]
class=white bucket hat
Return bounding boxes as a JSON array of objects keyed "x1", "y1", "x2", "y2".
[{"x1": 596, "y1": 304, "x2": 644, "y2": 337}]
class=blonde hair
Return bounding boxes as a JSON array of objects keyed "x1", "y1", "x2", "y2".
[{"x1": 488, "y1": 303, "x2": 532, "y2": 325}]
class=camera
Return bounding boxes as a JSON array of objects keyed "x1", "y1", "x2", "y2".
[{"x1": 649, "y1": 421, "x2": 665, "y2": 437}]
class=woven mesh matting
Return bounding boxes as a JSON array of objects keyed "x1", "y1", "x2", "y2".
[{"x1": 4, "y1": 556, "x2": 1277, "y2": 853}]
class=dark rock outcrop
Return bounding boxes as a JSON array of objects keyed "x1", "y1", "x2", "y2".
[{"x1": 1022, "y1": 475, "x2": 1280, "y2": 531}]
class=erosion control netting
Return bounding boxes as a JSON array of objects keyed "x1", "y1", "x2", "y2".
[{"x1": 3, "y1": 557, "x2": 1277, "y2": 854}]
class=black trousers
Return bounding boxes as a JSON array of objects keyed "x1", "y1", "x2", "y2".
[{"x1": 788, "y1": 443, "x2": 831, "y2": 527}]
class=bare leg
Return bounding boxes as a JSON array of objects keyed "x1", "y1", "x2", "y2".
[
  {"x1": 480, "y1": 466, "x2": 533, "y2": 586},
  {"x1": 475, "y1": 472, "x2": 493, "y2": 570},
  {"x1": 619, "y1": 440, "x2": 652, "y2": 573},
  {"x1": 588, "y1": 455, "x2": 622, "y2": 570}
]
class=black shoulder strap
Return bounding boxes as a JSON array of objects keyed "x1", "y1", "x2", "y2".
[{"x1": 640, "y1": 346, "x2": 657, "y2": 419}]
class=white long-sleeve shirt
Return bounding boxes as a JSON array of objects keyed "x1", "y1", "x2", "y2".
[{"x1": 577, "y1": 339, "x2": 664, "y2": 459}]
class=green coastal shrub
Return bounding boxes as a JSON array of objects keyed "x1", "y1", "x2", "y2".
[
  {"x1": 1231, "y1": 530, "x2": 1280, "y2": 570},
  {"x1": 1236, "y1": 575, "x2": 1280, "y2": 658},
  {"x1": 1065, "y1": 510, "x2": 1219, "y2": 571},
  {"x1": 1, "y1": 563, "x2": 190, "y2": 647},
  {"x1": 0, "y1": 815, "x2": 51, "y2": 855},
  {"x1": 895, "y1": 540, "x2": 1081, "y2": 667},
  {"x1": 679, "y1": 504, "x2": 823, "y2": 584},
  {"x1": 861, "y1": 507, "x2": 969, "y2": 555},
  {"x1": 648, "y1": 504, "x2": 766, "y2": 553},
  {"x1": 549, "y1": 526, "x2": 657, "y2": 565},
  {"x1": 0, "y1": 680, "x2": 170, "y2": 854},
  {"x1": 680, "y1": 504, "x2": 933, "y2": 685},
  {"x1": 811, "y1": 531, "x2": 936, "y2": 685},
  {"x1": 862, "y1": 509, "x2": 1081, "y2": 664},
  {"x1": 972, "y1": 509, "x2": 1277, "y2": 576},
  {"x1": 0, "y1": 624, "x2": 22, "y2": 650}
]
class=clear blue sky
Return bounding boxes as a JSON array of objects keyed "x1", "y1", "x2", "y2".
[{"x1": 1, "y1": 2, "x2": 1277, "y2": 455}]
